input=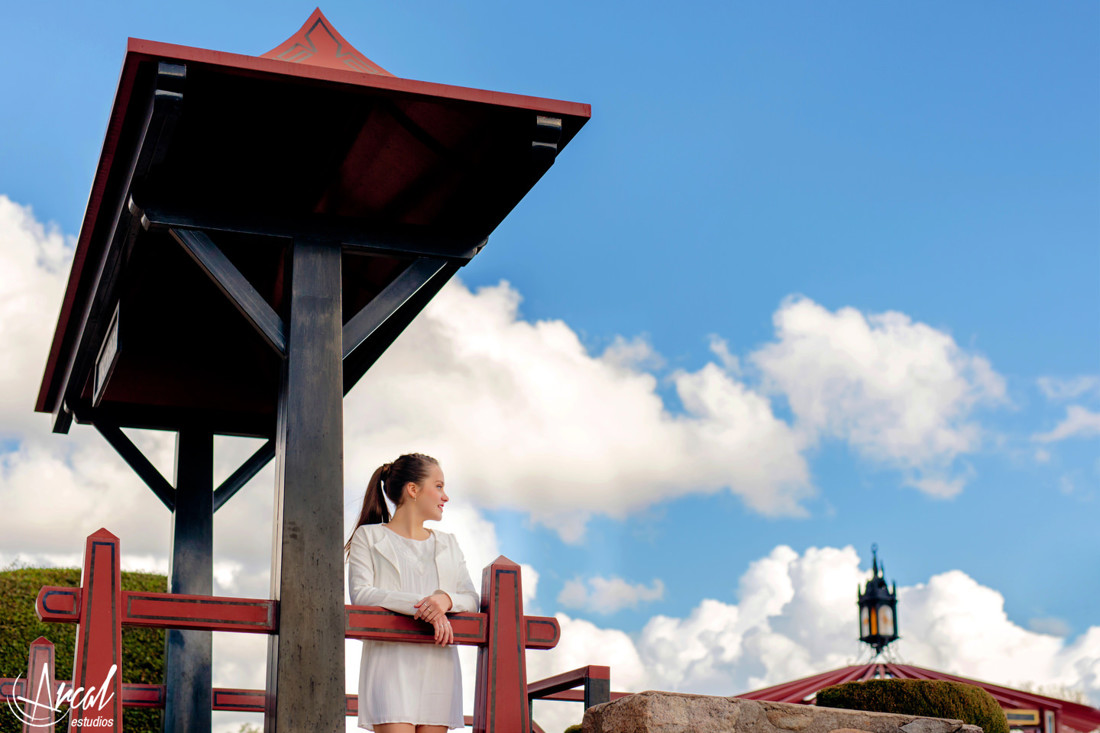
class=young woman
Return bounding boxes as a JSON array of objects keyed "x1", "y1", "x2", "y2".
[{"x1": 346, "y1": 453, "x2": 479, "y2": 733}]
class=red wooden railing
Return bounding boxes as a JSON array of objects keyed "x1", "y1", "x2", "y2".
[{"x1": 2, "y1": 528, "x2": 611, "y2": 732}]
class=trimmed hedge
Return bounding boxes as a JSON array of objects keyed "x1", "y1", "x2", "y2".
[
  {"x1": 0, "y1": 567, "x2": 166, "y2": 733},
  {"x1": 817, "y1": 678, "x2": 1009, "y2": 733}
]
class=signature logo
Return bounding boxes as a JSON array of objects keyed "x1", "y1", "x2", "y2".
[{"x1": 5, "y1": 664, "x2": 117, "y2": 728}]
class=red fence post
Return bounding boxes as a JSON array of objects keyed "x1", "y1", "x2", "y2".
[
  {"x1": 22, "y1": 637, "x2": 56, "y2": 733},
  {"x1": 473, "y1": 556, "x2": 530, "y2": 733},
  {"x1": 69, "y1": 528, "x2": 123, "y2": 731}
]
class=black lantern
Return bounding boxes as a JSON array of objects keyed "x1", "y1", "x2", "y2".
[{"x1": 858, "y1": 544, "x2": 899, "y2": 653}]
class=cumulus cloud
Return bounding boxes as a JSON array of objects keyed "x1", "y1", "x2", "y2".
[
  {"x1": 0, "y1": 194, "x2": 1019, "y2": 554},
  {"x1": 558, "y1": 575, "x2": 665, "y2": 614},
  {"x1": 343, "y1": 279, "x2": 813, "y2": 540},
  {"x1": 0, "y1": 196, "x2": 73, "y2": 437},
  {"x1": 1038, "y1": 376, "x2": 1100, "y2": 402},
  {"x1": 751, "y1": 297, "x2": 1006, "y2": 496},
  {"x1": 1033, "y1": 406, "x2": 1100, "y2": 443}
]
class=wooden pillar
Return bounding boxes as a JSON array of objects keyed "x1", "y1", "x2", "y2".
[
  {"x1": 474, "y1": 556, "x2": 531, "y2": 733},
  {"x1": 265, "y1": 240, "x2": 345, "y2": 732},
  {"x1": 584, "y1": 667, "x2": 610, "y2": 709},
  {"x1": 70, "y1": 529, "x2": 123, "y2": 731},
  {"x1": 164, "y1": 428, "x2": 214, "y2": 733}
]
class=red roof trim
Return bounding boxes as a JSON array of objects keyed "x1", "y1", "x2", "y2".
[{"x1": 126, "y1": 38, "x2": 590, "y2": 118}]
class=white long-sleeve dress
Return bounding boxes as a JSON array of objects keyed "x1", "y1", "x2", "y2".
[{"x1": 347, "y1": 524, "x2": 479, "y2": 731}]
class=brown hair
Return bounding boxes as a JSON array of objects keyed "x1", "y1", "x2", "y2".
[{"x1": 345, "y1": 453, "x2": 440, "y2": 556}]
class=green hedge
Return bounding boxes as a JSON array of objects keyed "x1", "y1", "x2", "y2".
[
  {"x1": 817, "y1": 678, "x2": 1008, "y2": 733},
  {"x1": 0, "y1": 567, "x2": 166, "y2": 733}
]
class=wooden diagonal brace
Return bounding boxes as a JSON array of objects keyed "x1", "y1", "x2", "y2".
[
  {"x1": 169, "y1": 228, "x2": 287, "y2": 356},
  {"x1": 93, "y1": 420, "x2": 175, "y2": 510},
  {"x1": 212, "y1": 439, "x2": 275, "y2": 512}
]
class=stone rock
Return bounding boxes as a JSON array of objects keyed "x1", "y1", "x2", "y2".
[
  {"x1": 900, "y1": 720, "x2": 965, "y2": 733},
  {"x1": 582, "y1": 692, "x2": 986, "y2": 733}
]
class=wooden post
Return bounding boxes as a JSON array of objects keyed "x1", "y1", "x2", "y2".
[
  {"x1": 473, "y1": 556, "x2": 530, "y2": 733},
  {"x1": 70, "y1": 529, "x2": 123, "y2": 731},
  {"x1": 164, "y1": 428, "x2": 214, "y2": 733},
  {"x1": 22, "y1": 637, "x2": 57, "y2": 733},
  {"x1": 265, "y1": 239, "x2": 345, "y2": 732}
]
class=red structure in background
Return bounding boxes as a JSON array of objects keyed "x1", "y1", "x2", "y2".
[
  {"x1": 737, "y1": 663, "x2": 1100, "y2": 733},
  {"x1": 15, "y1": 529, "x2": 609, "y2": 732}
]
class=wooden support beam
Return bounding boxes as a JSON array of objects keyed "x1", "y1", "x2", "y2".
[
  {"x1": 212, "y1": 439, "x2": 275, "y2": 512},
  {"x1": 93, "y1": 421, "x2": 175, "y2": 510},
  {"x1": 342, "y1": 257, "x2": 448, "y2": 360},
  {"x1": 164, "y1": 428, "x2": 214, "y2": 733},
  {"x1": 344, "y1": 259, "x2": 462, "y2": 394},
  {"x1": 169, "y1": 228, "x2": 287, "y2": 356},
  {"x1": 142, "y1": 205, "x2": 488, "y2": 262},
  {"x1": 266, "y1": 239, "x2": 345, "y2": 732}
]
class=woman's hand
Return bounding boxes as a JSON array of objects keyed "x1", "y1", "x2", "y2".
[
  {"x1": 413, "y1": 592, "x2": 453, "y2": 624},
  {"x1": 429, "y1": 614, "x2": 453, "y2": 646}
]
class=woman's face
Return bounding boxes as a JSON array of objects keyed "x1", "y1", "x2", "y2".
[{"x1": 410, "y1": 463, "x2": 448, "y2": 521}]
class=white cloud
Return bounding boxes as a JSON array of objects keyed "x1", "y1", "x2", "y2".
[
  {"x1": 343, "y1": 279, "x2": 813, "y2": 540},
  {"x1": 750, "y1": 296, "x2": 1006, "y2": 495},
  {"x1": 558, "y1": 575, "x2": 665, "y2": 614},
  {"x1": 707, "y1": 334, "x2": 742, "y2": 375},
  {"x1": 1030, "y1": 617, "x2": 1073, "y2": 638},
  {"x1": 0, "y1": 196, "x2": 73, "y2": 438},
  {"x1": 1033, "y1": 406, "x2": 1100, "y2": 443},
  {"x1": 0, "y1": 194, "x2": 1023, "y2": 553},
  {"x1": 1037, "y1": 376, "x2": 1100, "y2": 402}
]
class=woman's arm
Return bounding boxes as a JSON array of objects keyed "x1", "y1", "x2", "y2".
[{"x1": 347, "y1": 528, "x2": 421, "y2": 615}]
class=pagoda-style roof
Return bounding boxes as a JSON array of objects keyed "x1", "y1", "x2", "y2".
[
  {"x1": 738, "y1": 663, "x2": 1100, "y2": 733},
  {"x1": 36, "y1": 10, "x2": 589, "y2": 436},
  {"x1": 261, "y1": 8, "x2": 394, "y2": 75}
]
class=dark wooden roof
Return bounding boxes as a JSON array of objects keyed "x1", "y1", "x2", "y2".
[{"x1": 36, "y1": 14, "x2": 589, "y2": 436}]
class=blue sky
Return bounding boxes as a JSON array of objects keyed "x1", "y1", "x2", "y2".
[{"x1": 0, "y1": 2, "x2": 1097, "y2": 730}]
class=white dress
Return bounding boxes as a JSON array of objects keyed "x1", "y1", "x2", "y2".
[{"x1": 354, "y1": 529, "x2": 465, "y2": 730}]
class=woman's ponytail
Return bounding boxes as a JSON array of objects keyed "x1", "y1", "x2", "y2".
[{"x1": 363, "y1": 463, "x2": 392, "y2": 525}]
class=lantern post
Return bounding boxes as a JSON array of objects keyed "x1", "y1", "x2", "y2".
[{"x1": 857, "y1": 544, "x2": 899, "y2": 655}]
